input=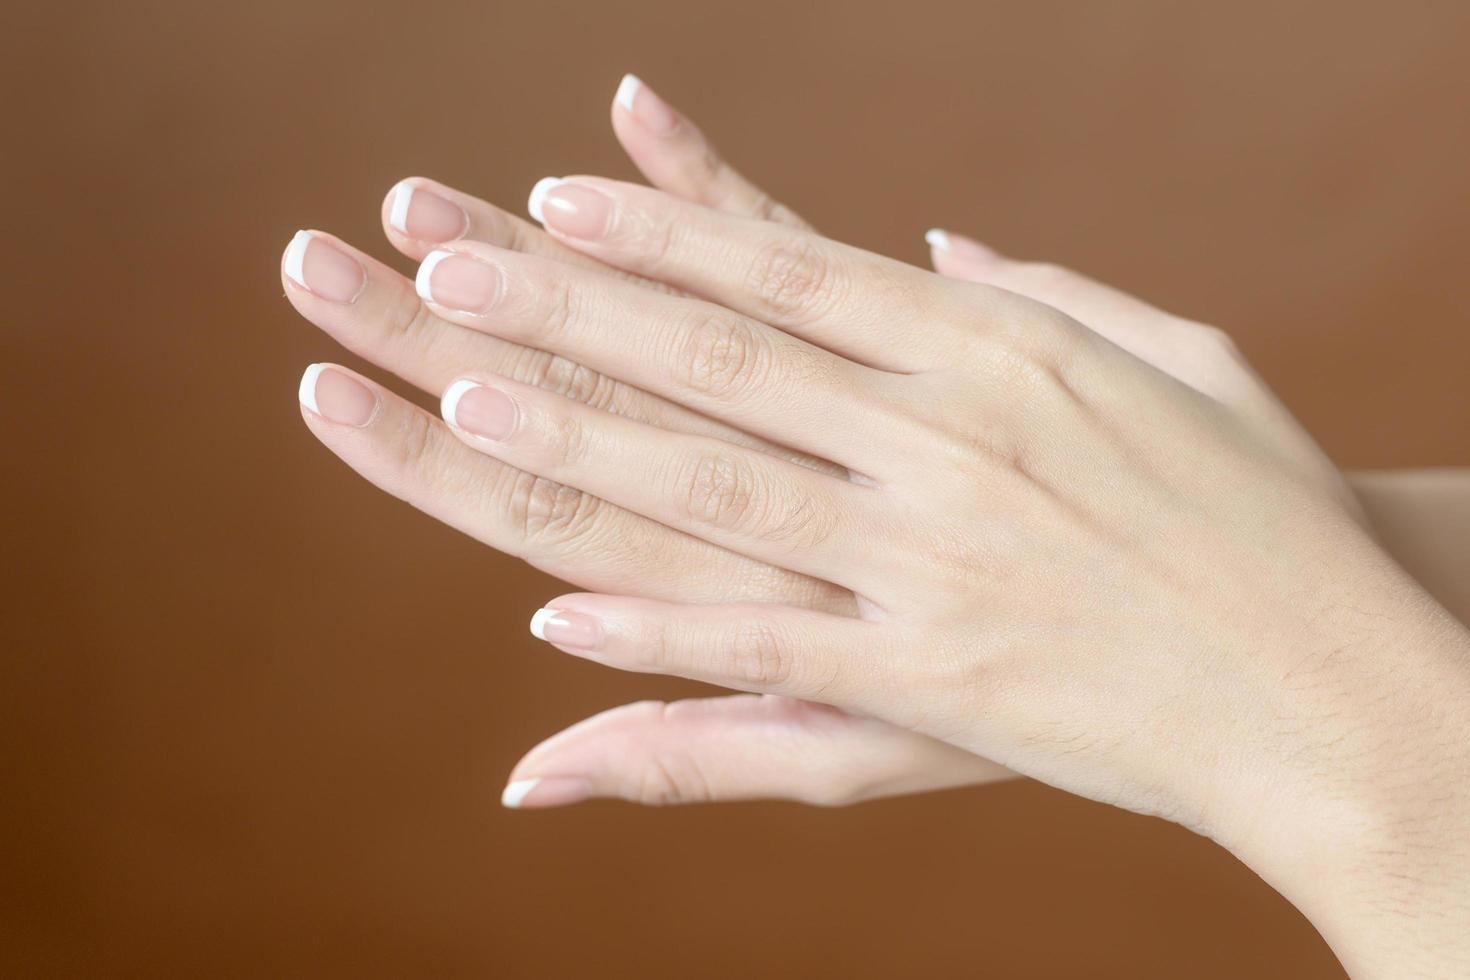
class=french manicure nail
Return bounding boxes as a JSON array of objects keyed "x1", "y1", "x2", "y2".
[
  {"x1": 283, "y1": 231, "x2": 366, "y2": 303},
  {"x1": 529, "y1": 607, "x2": 603, "y2": 650},
  {"x1": 527, "y1": 177, "x2": 563, "y2": 223},
  {"x1": 531, "y1": 180, "x2": 614, "y2": 240},
  {"x1": 501, "y1": 776, "x2": 593, "y2": 809},
  {"x1": 615, "y1": 73, "x2": 678, "y2": 134},
  {"x1": 388, "y1": 181, "x2": 470, "y2": 243},
  {"x1": 924, "y1": 228, "x2": 951, "y2": 251},
  {"x1": 415, "y1": 250, "x2": 501, "y2": 313},
  {"x1": 298, "y1": 364, "x2": 379, "y2": 427},
  {"x1": 441, "y1": 380, "x2": 517, "y2": 441}
]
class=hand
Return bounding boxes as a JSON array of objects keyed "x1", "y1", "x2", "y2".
[
  {"x1": 286, "y1": 76, "x2": 1009, "y2": 807},
  {"x1": 286, "y1": 74, "x2": 1439, "y2": 815},
  {"x1": 411, "y1": 173, "x2": 1470, "y2": 975}
]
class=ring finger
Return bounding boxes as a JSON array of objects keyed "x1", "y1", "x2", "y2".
[{"x1": 439, "y1": 373, "x2": 887, "y2": 591}]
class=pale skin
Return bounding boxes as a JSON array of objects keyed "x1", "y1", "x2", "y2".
[{"x1": 284, "y1": 76, "x2": 1470, "y2": 978}]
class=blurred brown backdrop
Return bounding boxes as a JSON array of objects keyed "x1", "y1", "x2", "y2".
[{"x1": 3, "y1": 1, "x2": 1468, "y2": 977}]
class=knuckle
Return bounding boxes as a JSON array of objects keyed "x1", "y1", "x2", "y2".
[
  {"x1": 676, "y1": 450, "x2": 836, "y2": 551},
  {"x1": 982, "y1": 312, "x2": 1085, "y2": 398},
  {"x1": 617, "y1": 205, "x2": 678, "y2": 271},
  {"x1": 500, "y1": 470, "x2": 605, "y2": 551},
  {"x1": 634, "y1": 752, "x2": 712, "y2": 806},
  {"x1": 680, "y1": 452, "x2": 763, "y2": 535},
  {"x1": 539, "y1": 277, "x2": 585, "y2": 342},
  {"x1": 547, "y1": 410, "x2": 594, "y2": 469},
  {"x1": 386, "y1": 288, "x2": 441, "y2": 347},
  {"x1": 678, "y1": 312, "x2": 772, "y2": 401},
  {"x1": 746, "y1": 236, "x2": 840, "y2": 324},
  {"x1": 723, "y1": 620, "x2": 794, "y2": 688},
  {"x1": 536, "y1": 354, "x2": 619, "y2": 412},
  {"x1": 390, "y1": 408, "x2": 449, "y2": 482}
]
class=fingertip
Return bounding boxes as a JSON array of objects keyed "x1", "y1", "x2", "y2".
[
  {"x1": 501, "y1": 776, "x2": 594, "y2": 810},
  {"x1": 614, "y1": 73, "x2": 642, "y2": 114}
]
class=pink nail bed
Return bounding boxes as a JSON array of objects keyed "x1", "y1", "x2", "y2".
[
  {"x1": 298, "y1": 364, "x2": 378, "y2": 427},
  {"x1": 388, "y1": 182, "x2": 469, "y2": 243},
  {"x1": 283, "y1": 231, "x2": 365, "y2": 304},
  {"x1": 529, "y1": 608, "x2": 603, "y2": 650},
  {"x1": 538, "y1": 183, "x2": 614, "y2": 240},
  {"x1": 442, "y1": 381, "x2": 517, "y2": 441},
  {"x1": 416, "y1": 251, "x2": 501, "y2": 313}
]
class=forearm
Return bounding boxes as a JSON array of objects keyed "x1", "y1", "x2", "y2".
[
  {"x1": 1240, "y1": 593, "x2": 1470, "y2": 979},
  {"x1": 1351, "y1": 469, "x2": 1470, "y2": 624}
]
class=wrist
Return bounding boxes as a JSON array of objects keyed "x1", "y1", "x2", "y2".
[{"x1": 1222, "y1": 597, "x2": 1470, "y2": 977}]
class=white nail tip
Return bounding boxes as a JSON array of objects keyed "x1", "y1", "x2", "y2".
[
  {"x1": 440, "y1": 378, "x2": 479, "y2": 428},
  {"x1": 615, "y1": 73, "x2": 643, "y2": 113},
  {"x1": 298, "y1": 363, "x2": 325, "y2": 414},
  {"x1": 389, "y1": 182, "x2": 414, "y2": 234},
  {"x1": 415, "y1": 250, "x2": 451, "y2": 302},
  {"x1": 527, "y1": 177, "x2": 563, "y2": 223},
  {"x1": 502, "y1": 778, "x2": 540, "y2": 809},
  {"x1": 284, "y1": 230, "x2": 313, "y2": 287},
  {"x1": 529, "y1": 607, "x2": 559, "y2": 641},
  {"x1": 924, "y1": 228, "x2": 950, "y2": 251}
]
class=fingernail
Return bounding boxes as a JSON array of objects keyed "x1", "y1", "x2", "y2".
[
  {"x1": 927, "y1": 228, "x2": 996, "y2": 261},
  {"x1": 388, "y1": 181, "x2": 469, "y2": 243},
  {"x1": 415, "y1": 250, "x2": 501, "y2": 313},
  {"x1": 283, "y1": 231, "x2": 366, "y2": 303},
  {"x1": 529, "y1": 607, "x2": 603, "y2": 650},
  {"x1": 615, "y1": 73, "x2": 677, "y2": 134},
  {"x1": 299, "y1": 364, "x2": 379, "y2": 427},
  {"x1": 532, "y1": 180, "x2": 614, "y2": 240},
  {"x1": 527, "y1": 177, "x2": 562, "y2": 223},
  {"x1": 501, "y1": 776, "x2": 593, "y2": 809},
  {"x1": 441, "y1": 380, "x2": 517, "y2": 441}
]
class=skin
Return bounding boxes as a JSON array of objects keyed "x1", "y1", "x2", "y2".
[{"x1": 285, "y1": 77, "x2": 1470, "y2": 978}]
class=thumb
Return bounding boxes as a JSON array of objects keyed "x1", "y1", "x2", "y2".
[{"x1": 500, "y1": 695, "x2": 1013, "y2": 809}]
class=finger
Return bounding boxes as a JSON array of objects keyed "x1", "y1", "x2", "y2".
[
  {"x1": 281, "y1": 231, "x2": 843, "y2": 475},
  {"x1": 296, "y1": 362, "x2": 848, "y2": 611},
  {"x1": 525, "y1": 593, "x2": 890, "y2": 707},
  {"x1": 439, "y1": 374, "x2": 883, "y2": 590},
  {"x1": 525, "y1": 176, "x2": 1018, "y2": 372},
  {"x1": 609, "y1": 74, "x2": 811, "y2": 229},
  {"x1": 925, "y1": 228, "x2": 1266, "y2": 408},
  {"x1": 414, "y1": 242, "x2": 909, "y2": 472},
  {"x1": 501, "y1": 695, "x2": 1013, "y2": 809}
]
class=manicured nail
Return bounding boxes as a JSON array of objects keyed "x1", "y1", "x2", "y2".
[
  {"x1": 283, "y1": 231, "x2": 366, "y2": 303},
  {"x1": 527, "y1": 177, "x2": 562, "y2": 223},
  {"x1": 415, "y1": 250, "x2": 501, "y2": 313},
  {"x1": 441, "y1": 380, "x2": 517, "y2": 441},
  {"x1": 615, "y1": 73, "x2": 677, "y2": 134},
  {"x1": 298, "y1": 364, "x2": 379, "y2": 427},
  {"x1": 501, "y1": 776, "x2": 593, "y2": 809},
  {"x1": 388, "y1": 181, "x2": 469, "y2": 243},
  {"x1": 529, "y1": 607, "x2": 603, "y2": 650},
  {"x1": 531, "y1": 180, "x2": 614, "y2": 240},
  {"x1": 926, "y1": 229, "x2": 996, "y2": 261}
]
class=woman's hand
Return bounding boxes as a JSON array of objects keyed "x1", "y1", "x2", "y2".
[
  {"x1": 287, "y1": 76, "x2": 1014, "y2": 808},
  {"x1": 407, "y1": 173, "x2": 1470, "y2": 975}
]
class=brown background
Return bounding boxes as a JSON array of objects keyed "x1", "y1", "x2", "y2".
[{"x1": 4, "y1": 1, "x2": 1468, "y2": 977}]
